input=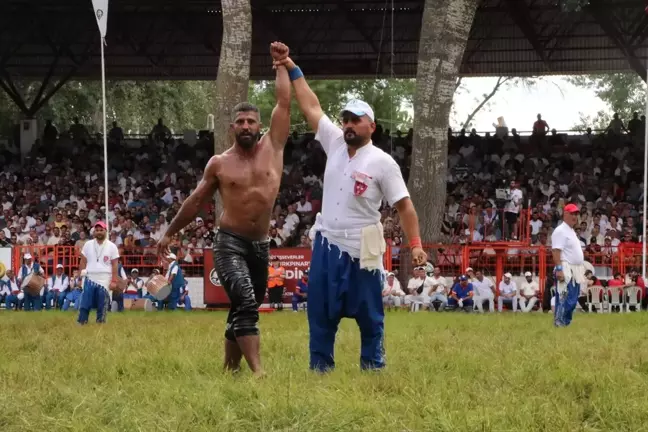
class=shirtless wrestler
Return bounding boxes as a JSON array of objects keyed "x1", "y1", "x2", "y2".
[{"x1": 157, "y1": 42, "x2": 291, "y2": 377}]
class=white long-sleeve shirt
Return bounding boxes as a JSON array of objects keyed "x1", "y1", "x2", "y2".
[{"x1": 48, "y1": 274, "x2": 70, "y2": 292}]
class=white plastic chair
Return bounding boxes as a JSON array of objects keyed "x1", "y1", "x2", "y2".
[
  {"x1": 587, "y1": 286, "x2": 606, "y2": 313},
  {"x1": 625, "y1": 286, "x2": 642, "y2": 313},
  {"x1": 607, "y1": 286, "x2": 623, "y2": 313}
]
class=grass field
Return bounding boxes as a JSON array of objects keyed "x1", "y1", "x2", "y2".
[{"x1": 2, "y1": 310, "x2": 648, "y2": 432}]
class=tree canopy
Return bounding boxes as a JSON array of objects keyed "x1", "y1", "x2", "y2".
[
  {"x1": 568, "y1": 73, "x2": 647, "y2": 130},
  {"x1": 0, "y1": 78, "x2": 416, "y2": 138}
]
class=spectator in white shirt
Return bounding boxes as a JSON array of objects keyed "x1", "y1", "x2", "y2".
[
  {"x1": 504, "y1": 181, "x2": 523, "y2": 240},
  {"x1": 427, "y1": 267, "x2": 448, "y2": 311},
  {"x1": 381, "y1": 272, "x2": 405, "y2": 309},
  {"x1": 498, "y1": 272, "x2": 518, "y2": 312},
  {"x1": 472, "y1": 269, "x2": 496, "y2": 313},
  {"x1": 45, "y1": 264, "x2": 70, "y2": 310},
  {"x1": 518, "y1": 272, "x2": 539, "y2": 312},
  {"x1": 405, "y1": 267, "x2": 434, "y2": 311}
]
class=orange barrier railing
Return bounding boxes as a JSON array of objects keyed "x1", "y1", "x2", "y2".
[
  {"x1": 9, "y1": 243, "x2": 639, "y2": 290},
  {"x1": 11, "y1": 245, "x2": 204, "y2": 278}
]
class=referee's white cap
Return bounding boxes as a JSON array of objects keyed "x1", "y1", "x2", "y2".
[{"x1": 341, "y1": 100, "x2": 375, "y2": 122}]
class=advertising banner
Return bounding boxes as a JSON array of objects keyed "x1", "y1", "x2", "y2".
[{"x1": 203, "y1": 248, "x2": 311, "y2": 306}]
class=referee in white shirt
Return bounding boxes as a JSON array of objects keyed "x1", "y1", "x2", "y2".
[
  {"x1": 78, "y1": 221, "x2": 120, "y2": 324},
  {"x1": 273, "y1": 45, "x2": 427, "y2": 372},
  {"x1": 552, "y1": 203, "x2": 586, "y2": 327}
]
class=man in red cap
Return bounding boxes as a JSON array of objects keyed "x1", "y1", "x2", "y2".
[
  {"x1": 77, "y1": 221, "x2": 120, "y2": 324},
  {"x1": 551, "y1": 203, "x2": 586, "y2": 327}
]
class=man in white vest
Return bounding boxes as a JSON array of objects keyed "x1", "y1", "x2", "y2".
[
  {"x1": 46, "y1": 264, "x2": 69, "y2": 310},
  {"x1": 3, "y1": 270, "x2": 22, "y2": 310}
]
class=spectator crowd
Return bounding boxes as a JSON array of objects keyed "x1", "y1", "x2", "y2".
[{"x1": 0, "y1": 111, "x2": 646, "y2": 279}]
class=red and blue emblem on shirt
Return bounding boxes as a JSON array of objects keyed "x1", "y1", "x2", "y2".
[{"x1": 351, "y1": 171, "x2": 372, "y2": 196}]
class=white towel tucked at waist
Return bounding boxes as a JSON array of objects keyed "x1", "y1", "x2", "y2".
[
  {"x1": 556, "y1": 261, "x2": 586, "y2": 295},
  {"x1": 360, "y1": 222, "x2": 386, "y2": 271},
  {"x1": 312, "y1": 212, "x2": 385, "y2": 268}
]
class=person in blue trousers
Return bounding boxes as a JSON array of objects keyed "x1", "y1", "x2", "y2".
[
  {"x1": 77, "y1": 221, "x2": 120, "y2": 324},
  {"x1": 273, "y1": 46, "x2": 427, "y2": 372},
  {"x1": 448, "y1": 275, "x2": 474, "y2": 312},
  {"x1": 178, "y1": 278, "x2": 192, "y2": 311},
  {"x1": 2, "y1": 270, "x2": 22, "y2": 310},
  {"x1": 552, "y1": 204, "x2": 586, "y2": 327},
  {"x1": 292, "y1": 270, "x2": 309, "y2": 311},
  {"x1": 63, "y1": 272, "x2": 83, "y2": 311},
  {"x1": 19, "y1": 253, "x2": 45, "y2": 311},
  {"x1": 45, "y1": 264, "x2": 69, "y2": 310},
  {"x1": 112, "y1": 261, "x2": 128, "y2": 312},
  {"x1": 158, "y1": 253, "x2": 184, "y2": 311}
]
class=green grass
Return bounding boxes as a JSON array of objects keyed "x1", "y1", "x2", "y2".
[{"x1": 2, "y1": 310, "x2": 648, "y2": 432}]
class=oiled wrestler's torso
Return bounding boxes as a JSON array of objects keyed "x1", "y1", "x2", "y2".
[{"x1": 215, "y1": 136, "x2": 283, "y2": 241}]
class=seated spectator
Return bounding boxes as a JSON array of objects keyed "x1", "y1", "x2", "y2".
[
  {"x1": 498, "y1": 273, "x2": 518, "y2": 312},
  {"x1": 472, "y1": 269, "x2": 495, "y2": 313},
  {"x1": 427, "y1": 267, "x2": 448, "y2": 312},
  {"x1": 447, "y1": 275, "x2": 474, "y2": 312},
  {"x1": 382, "y1": 272, "x2": 405, "y2": 310},
  {"x1": 404, "y1": 266, "x2": 433, "y2": 312},
  {"x1": 518, "y1": 272, "x2": 539, "y2": 312}
]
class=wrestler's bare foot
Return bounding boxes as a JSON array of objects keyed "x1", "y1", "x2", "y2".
[
  {"x1": 224, "y1": 339, "x2": 243, "y2": 372},
  {"x1": 236, "y1": 335, "x2": 263, "y2": 375},
  {"x1": 252, "y1": 370, "x2": 266, "y2": 379}
]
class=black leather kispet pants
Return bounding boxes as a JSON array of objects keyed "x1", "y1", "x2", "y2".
[{"x1": 213, "y1": 229, "x2": 269, "y2": 341}]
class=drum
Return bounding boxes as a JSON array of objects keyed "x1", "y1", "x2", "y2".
[
  {"x1": 145, "y1": 275, "x2": 171, "y2": 301},
  {"x1": 123, "y1": 298, "x2": 135, "y2": 310},
  {"x1": 112, "y1": 278, "x2": 128, "y2": 293},
  {"x1": 21, "y1": 273, "x2": 45, "y2": 296},
  {"x1": 130, "y1": 298, "x2": 154, "y2": 312}
]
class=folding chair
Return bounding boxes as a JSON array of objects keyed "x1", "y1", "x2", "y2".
[
  {"x1": 587, "y1": 286, "x2": 606, "y2": 313},
  {"x1": 625, "y1": 286, "x2": 642, "y2": 313}
]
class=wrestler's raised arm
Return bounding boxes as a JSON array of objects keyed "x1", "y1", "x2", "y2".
[
  {"x1": 273, "y1": 54, "x2": 324, "y2": 133},
  {"x1": 268, "y1": 42, "x2": 292, "y2": 150},
  {"x1": 157, "y1": 156, "x2": 220, "y2": 257}
]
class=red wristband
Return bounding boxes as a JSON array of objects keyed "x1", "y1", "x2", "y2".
[{"x1": 410, "y1": 236, "x2": 422, "y2": 249}]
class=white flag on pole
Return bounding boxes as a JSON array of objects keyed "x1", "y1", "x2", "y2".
[{"x1": 91, "y1": 0, "x2": 109, "y2": 38}]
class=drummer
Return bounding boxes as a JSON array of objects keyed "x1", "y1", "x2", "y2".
[
  {"x1": 62, "y1": 270, "x2": 83, "y2": 311},
  {"x1": 143, "y1": 269, "x2": 161, "y2": 305},
  {"x1": 19, "y1": 253, "x2": 45, "y2": 311},
  {"x1": 3, "y1": 270, "x2": 23, "y2": 310},
  {"x1": 45, "y1": 264, "x2": 69, "y2": 310},
  {"x1": 124, "y1": 268, "x2": 144, "y2": 299},
  {"x1": 178, "y1": 278, "x2": 192, "y2": 311},
  {"x1": 158, "y1": 252, "x2": 184, "y2": 311},
  {"x1": 112, "y1": 258, "x2": 129, "y2": 312}
]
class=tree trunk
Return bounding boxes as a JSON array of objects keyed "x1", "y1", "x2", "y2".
[
  {"x1": 408, "y1": 0, "x2": 478, "y2": 242},
  {"x1": 212, "y1": 0, "x2": 252, "y2": 220}
]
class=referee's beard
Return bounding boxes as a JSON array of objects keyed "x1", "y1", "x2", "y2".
[{"x1": 94, "y1": 230, "x2": 106, "y2": 241}]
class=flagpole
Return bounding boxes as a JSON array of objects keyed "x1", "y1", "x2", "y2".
[
  {"x1": 101, "y1": 37, "x2": 110, "y2": 233},
  {"x1": 643, "y1": 67, "x2": 648, "y2": 281}
]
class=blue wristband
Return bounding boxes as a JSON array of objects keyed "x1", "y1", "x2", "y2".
[
  {"x1": 554, "y1": 265, "x2": 563, "y2": 272},
  {"x1": 288, "y1": 66, "x2": 304, "y2": 82}
]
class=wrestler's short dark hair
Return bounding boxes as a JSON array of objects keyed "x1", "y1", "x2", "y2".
[{"x1": 232, "y1": 102, "x2": 260, "y2": 121}]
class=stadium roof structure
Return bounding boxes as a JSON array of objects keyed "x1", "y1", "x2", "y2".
[{"x1": 1, "y1": 0, "x2": 647, "y2": 113}]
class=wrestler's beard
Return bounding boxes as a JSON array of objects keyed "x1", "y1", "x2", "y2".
[
  {"x1": 235, "y1": 132, "x2": 259, "y2": 149},
  {"x1": 344, "y1": 129, "x2": 365, "y2": 147}
]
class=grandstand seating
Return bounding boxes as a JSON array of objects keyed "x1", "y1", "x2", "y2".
[{"x1": 0, "y1": 117, "x2": 646, "y2": 305}]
